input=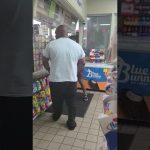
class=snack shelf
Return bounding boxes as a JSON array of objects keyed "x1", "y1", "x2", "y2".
[
  {"x1": 33, "y1": 101, "x2": 52, "y2": 120},
  {"x1": 33, "y1": 69, "x2": 49, "y2": 80},
  {"x1": 33, "y1": 77, "x2": 51, "y2": 120}
]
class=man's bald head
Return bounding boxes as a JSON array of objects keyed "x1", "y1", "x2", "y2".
[{"x1": 55, "y1": 25, "x2": 68, "y2": 39}]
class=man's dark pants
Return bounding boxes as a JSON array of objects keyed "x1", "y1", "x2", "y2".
[{"x1": 50, "y1": 82, "x2": 77, "y2": 122}]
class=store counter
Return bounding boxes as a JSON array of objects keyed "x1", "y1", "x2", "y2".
[{"x1": 77, "y1": 62, "x2": 114, "y2": 91}]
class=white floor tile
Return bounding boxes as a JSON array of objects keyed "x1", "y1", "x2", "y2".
[
  {"x1": 76, "y1": 133, "x2": 87, "y2": 140},
  {"x1": 33, "y1": 91, "x2": 106, "y2": 150},
  {"x1": 79, "y1": 127, "x2": 89, "y2": 134},
  {"x1": 33, "y1": 131, "x2": 46, "y2": 140},
  {"x1": 59, "y1": 144, "x2": 72, "y2": 150},
  {"x1": 84, "y1": 141, "x2": 97, "y2": 150},
  {"x1": 73, "y1": 139, "x2": 86, "y2": 148},
  {"x1": 87, "y1": 134, "x2": 98, "y2": 143},
  {"x1": 47, "y1": 142, "x2": 61, "y2": 150},
  {"x1": 36, "y1": 140, "x2": 50, "y2": 149},
  {"x1": 42, "y1": 133, "x2": 55, "y2": 141},
  {"x1": 52, "y1": 135, "x2": 64, "y2": 143},
  {"x1": 63, "y1": 137, "x2": 75, "y2": 145},
  {"x1": 66, "y1": 131, "x2": 78, "y2": 138}
]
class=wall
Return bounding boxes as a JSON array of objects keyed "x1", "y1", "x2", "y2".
[{"x1": 86, "y1": 0, "x2": 117, "y2": 15}]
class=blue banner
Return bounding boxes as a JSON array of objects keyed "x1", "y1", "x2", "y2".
[
  {"x1": 83, "y1": 67, "x2": 107, "y2": 82},
  {"x1": 118, "y1": 51, "x2": 150, "y2": 96}
]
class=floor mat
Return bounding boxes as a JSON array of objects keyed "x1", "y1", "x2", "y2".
[{"x1": 46, "y1": 92, "x2": 94, "y2": 118}]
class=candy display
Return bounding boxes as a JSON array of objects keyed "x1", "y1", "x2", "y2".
[
  {"x1": 33, "y1": 22, "x2": 52, "y2": 120},
  {"x1": 33, "y1": 77, "x2": 51, "y2": 119}
]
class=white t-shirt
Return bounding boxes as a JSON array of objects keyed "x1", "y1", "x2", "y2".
[{"x1": 43, "y1": 37, "x2": 85, "y2": 82}]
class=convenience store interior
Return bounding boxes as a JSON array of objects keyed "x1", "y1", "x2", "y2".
[{"x1": 33, "y1": 0, "x2": 117, "y2": 150}]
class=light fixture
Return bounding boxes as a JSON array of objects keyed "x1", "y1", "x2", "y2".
[
  {"x1": 100, "y1": 24, "x2": 110, "y2": 26},
  {"x1": 33, "y1": 19, "x2": 41, "y2": 25},
  {"x1": 87, "y1": 17, "x2": 90, "y2": 21},
  {"x1": 68, "y1": 33, "x2": 72, "y2": 36}
]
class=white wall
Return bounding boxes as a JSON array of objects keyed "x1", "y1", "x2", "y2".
[{"x1": 86, "y1": 0, "x2": 117, "y2": 14}]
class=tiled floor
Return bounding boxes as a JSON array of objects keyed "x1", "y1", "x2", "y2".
[{"x1": 33, "y1": 91, "x2": 107, "y2": 150}]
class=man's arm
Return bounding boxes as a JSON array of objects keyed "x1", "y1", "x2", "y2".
[
  {"x1": 42, "y1": 56, "x2": 50, "y2": 73},
  {"x1": 78, "y1": 57, "x2": 85, "y2": 65},
  {"x1": 77, "y1": 57, "x2": 85, "y2": 73}
]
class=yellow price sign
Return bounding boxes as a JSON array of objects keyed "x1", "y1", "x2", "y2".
[{"x1": 103, "y1": 68, "x2": 108, "y2": 73}]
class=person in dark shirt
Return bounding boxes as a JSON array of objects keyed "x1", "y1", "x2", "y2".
[{"x1": 0, "y1": 0, "x2": 32, "y2": 149}]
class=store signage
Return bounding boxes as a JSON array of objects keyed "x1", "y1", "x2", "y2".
[
  {"x1": 64, "y1": 11, "x2": 72, "y2": 25},
  {"x1": 49, "y1": 0, "x2": 56, "y2": 18},
  {"x1": 118, "y1": 51, "x2": 150, "y2": 96},
  {"x1": 83, "y1": 67, "x2": 107, "y2": 82}
]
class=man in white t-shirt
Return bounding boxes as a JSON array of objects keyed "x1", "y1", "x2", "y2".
[{"x1": 42, "y1": 25, "x2": 85, "y2": 130}]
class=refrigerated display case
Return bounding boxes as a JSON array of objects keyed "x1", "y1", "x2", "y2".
[{"x1": 77, "y1": 63, "x2": 114, "y2": 91}]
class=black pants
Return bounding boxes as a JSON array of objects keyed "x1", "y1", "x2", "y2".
[
  {"x1": 0, "y1": 97, "x2": 32, "y2": 150},
  {"x1": 50, "y1": 82, "x2": 77, "y2": 122}
]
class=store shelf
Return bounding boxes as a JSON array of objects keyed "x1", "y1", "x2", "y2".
[
  {"x1": 85, "y1": 62, "x2": 114, "y2": 68},
  {"x1": 33, "y1": 69, "x2": 49, "y2": 80},
  {"x1": 118, "y1": 34, "x2": 150, "y2": 52},
  {"x1": 33, "y1": 101, "x2": 52, "y2": 120}
]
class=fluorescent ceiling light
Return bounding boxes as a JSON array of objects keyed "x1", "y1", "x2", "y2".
[
  {"x1": 84, "y1": 27, "x2": 87, "y2": 30},
  {"x1": 33, "y1": 20, "x2": 41, "y2": 25},
  {"x1": 75, "y1": 20, "x2": 79, "y2": 31},
  {"x1": 68, "y1": 33, "x2": 72, "y2": 36},
  {"x1": 100, "y1": 24, "x2": 110, "y2": 26}
]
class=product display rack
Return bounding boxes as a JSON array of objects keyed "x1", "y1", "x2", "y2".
[
  {"x1": 99, "y1": 63, "x2": 117, "y2": 150},
  {"x1": 33, "y1": 77, "x2": 52, "y2": 120},
  {"x1": 32, "y1": 21, "x2": 52, "y2": 120}
]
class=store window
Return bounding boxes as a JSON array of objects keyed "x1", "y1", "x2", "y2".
[{"x1": 86, "y1": 15, "x2": 112, "y2": 57}]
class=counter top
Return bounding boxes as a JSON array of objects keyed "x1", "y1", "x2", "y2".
[{"x1": 85, "y1": 62, "x2": 114, "y2": 68}]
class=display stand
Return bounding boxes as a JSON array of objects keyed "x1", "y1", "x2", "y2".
[
  {"x1": 98, "y1": 63, "x2": 117, "y2": 150},
  {"x1": 32, "y1": 20, "x2": 52, "y2": 120}
]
